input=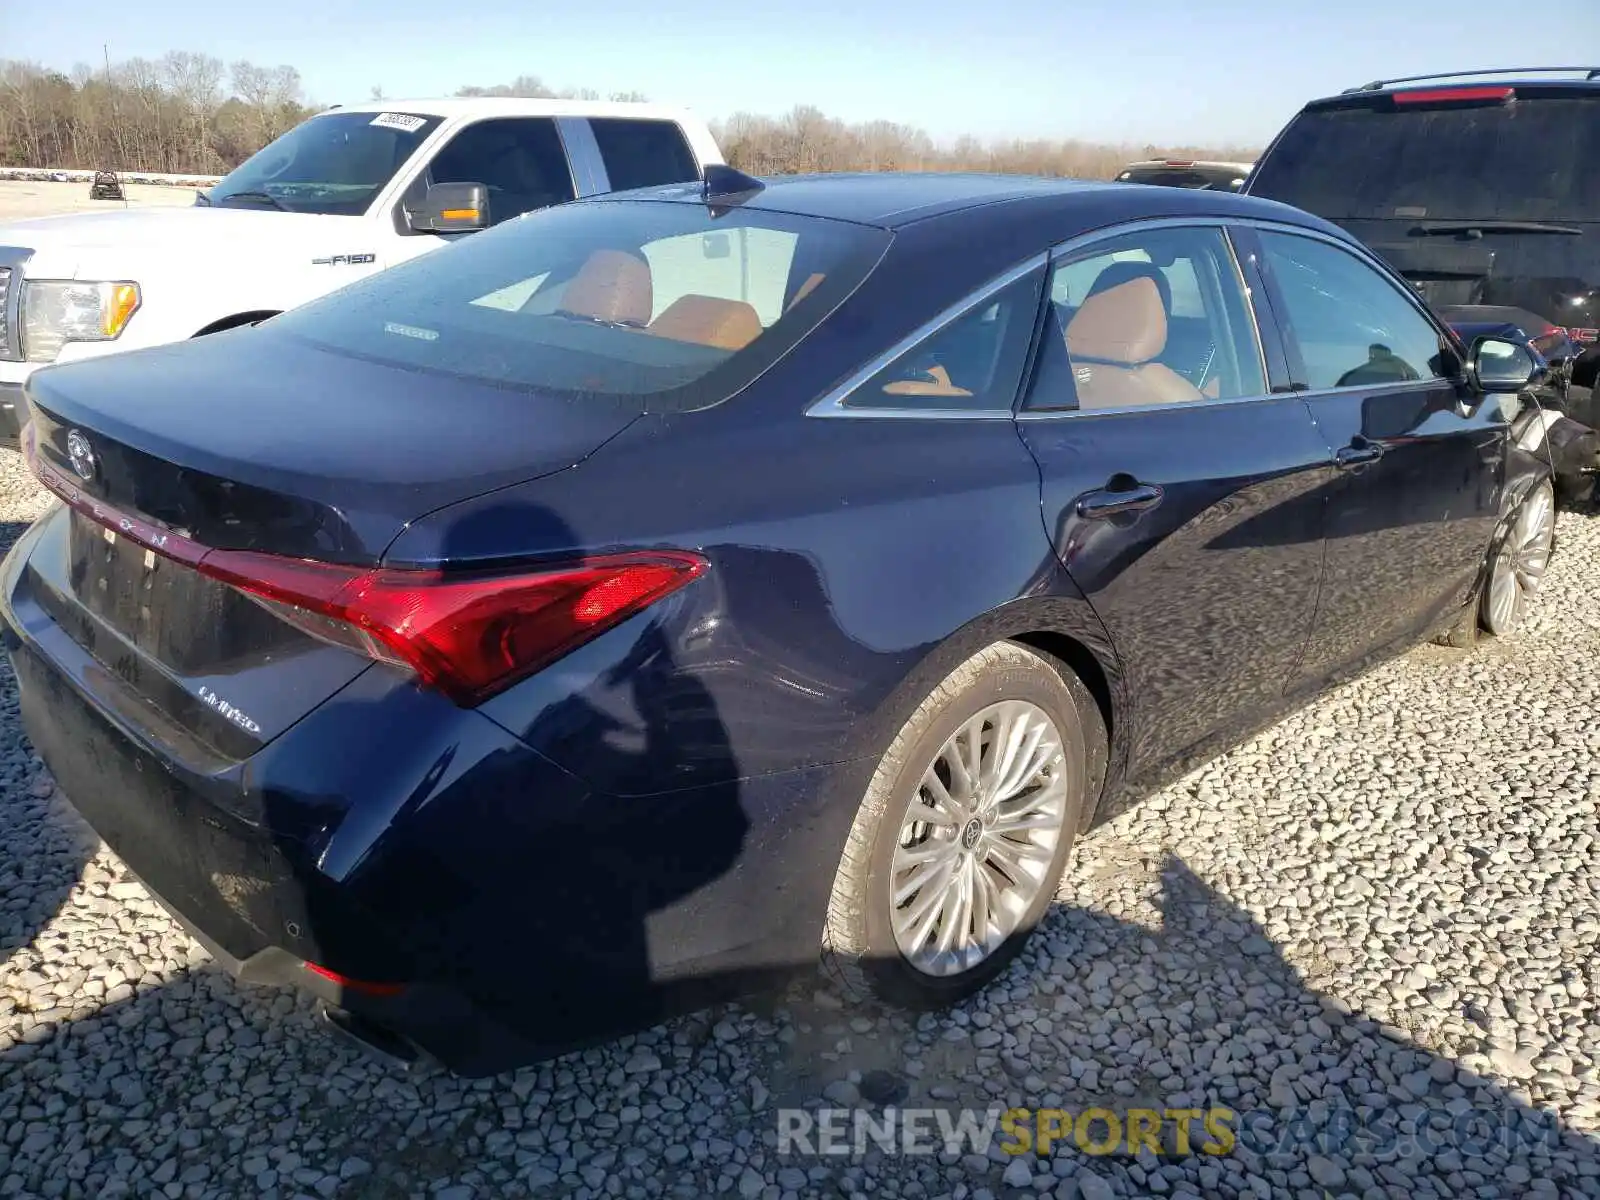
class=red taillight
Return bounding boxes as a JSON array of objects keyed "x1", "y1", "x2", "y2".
[
  {"x1": 197, "y1": 548, "x2": 707, "y2": 706},
  {"x1": 1163, "y1": 159, "x2": 1195, "y2": 168},
  {"x1": 22, "y1": 430, "x2": 707, "y2": 704},
  {"x1": 303, "y1": 962, "x2": 405, "y2": 997},
  {"x1": 1392, "y1": 86, "x2": 1514, "y2": 106}
]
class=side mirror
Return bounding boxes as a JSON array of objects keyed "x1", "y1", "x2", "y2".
[
  {"x1": 1467, "y1": 335, "x2": 1545, "y2": 394},
  {"x1": 408, "y1": 182, "x2": 490, "y2": 234}
]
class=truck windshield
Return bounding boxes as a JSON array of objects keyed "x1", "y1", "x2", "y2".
[
  {"x1": 1248, "y1": 95, "x2": 1600, "y2": 222},
  {"x1": 207, "y1": 110, "x2": 443, "y2": 216},
  {"x1": 268, "y1": 198, "x2": 892, "y2": 411}
]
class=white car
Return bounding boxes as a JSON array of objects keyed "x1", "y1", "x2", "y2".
[{"x1": 0, "y1": 97, "x2": 724, "y2": 443}]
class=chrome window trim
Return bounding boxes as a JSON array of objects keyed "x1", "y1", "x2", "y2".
[
  {"x1": 1016, "y1": 391, "x2": 1292, "y2": 420},
  {"x1": 1017, "y1": 376, "x2": 1456, "y2": 421},
  {"x1": 805, "y1": 252, "x2": 1048, "y2": 420},
  {"x1": 1221, "y1": 227, "x2": 1273, "y2": 390}
]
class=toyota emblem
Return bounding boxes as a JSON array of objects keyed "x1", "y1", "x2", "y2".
[{"x1": 65, "y1": 429, "x2": 96, "y2": 480}]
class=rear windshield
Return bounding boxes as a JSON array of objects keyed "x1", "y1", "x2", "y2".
[
  {"x1": 269, "y1": 199, "x2": 891, "y2": 409},
  {"x1": 208, "y1": 111, "x2": 443, "y2": 216},
  {"x1": 1248, "y1": 95, "x2": 1600, "y2": 221}
]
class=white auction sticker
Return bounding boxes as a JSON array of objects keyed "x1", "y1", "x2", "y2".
[{"x1": 370, "y1": 112, "x2": 428, "y2": 133}]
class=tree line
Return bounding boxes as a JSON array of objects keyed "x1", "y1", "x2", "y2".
[{"x1": 0, "y1": 55, "x2": 1257, "y2": 181}]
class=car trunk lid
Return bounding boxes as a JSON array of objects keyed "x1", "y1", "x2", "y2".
[{"x1": 17, "y1": 327, "x2": 643, "y2": 755}]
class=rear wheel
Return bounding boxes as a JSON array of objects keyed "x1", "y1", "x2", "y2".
[
  {"x1": 1482, "y1": 479, "x2": 1556, "y2": 637},
  {"x1": 821, "y1": 642, "x2": 1103, "y2": 1008}
]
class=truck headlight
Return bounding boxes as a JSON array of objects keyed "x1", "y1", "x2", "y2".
[{"x1": 21, "y1": 280, "x2": 142, "y2": 363}]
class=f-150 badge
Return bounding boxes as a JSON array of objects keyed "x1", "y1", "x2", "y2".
[{"x1": 311, "y1": 253, "x2": 377, "y2": 266}]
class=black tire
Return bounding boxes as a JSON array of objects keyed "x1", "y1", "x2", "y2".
[{"x1": 821, "y1": 641, "x2": 1106, "y2": 1008}]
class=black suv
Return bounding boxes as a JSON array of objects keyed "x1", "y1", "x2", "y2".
[{"x1": 1245, "y1": 69, "x2": 1600, "y2": 443}]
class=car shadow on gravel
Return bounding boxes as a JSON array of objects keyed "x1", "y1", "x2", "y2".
[
  {"x1": 0, "y1": 511, "x2": 95, "y2": 977},
  {"x1": 2, "y1": 846, "x2": 1597, "y2": 1198},
  {"x1": 0, "y1": 673, "x2": 96, "y2": 976}
]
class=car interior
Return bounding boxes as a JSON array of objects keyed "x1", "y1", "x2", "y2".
[
  {"x1": 869, "y1": 238, "x2": 1261, "y2": 412},
  {"x1": 534, "y1": 247, "x2": 792, "y2": 352},
  {"x1": 1062, "y1": 267, "x2": 1210, "y2": 408}
]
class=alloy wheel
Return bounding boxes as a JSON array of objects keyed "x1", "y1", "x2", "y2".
[
  {"x1": 1485, "y1": 482, "x2": 1555, "y2": 636},
  {"x1": 889, "y1": 701, "x2": 1069, "y2": 977}
]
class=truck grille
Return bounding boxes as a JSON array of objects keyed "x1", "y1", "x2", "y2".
[{"x1": 0, "y1": 267, "x2": 13, "y2": 361}]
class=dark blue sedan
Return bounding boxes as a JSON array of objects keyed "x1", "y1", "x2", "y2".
[{"x1": 0, "y1": 170, "x2": 1554, "y2": 1075}]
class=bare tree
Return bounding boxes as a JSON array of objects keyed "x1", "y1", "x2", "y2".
[
  {"x1": 1, "y1": 51, "x2": 1258, "y2": 181},
  {"x1": 456, "y1": 75, "x2": 556, "y2": 98},
  {"x1": 230, "y1": 61, "x2": 303, "y2": 147}
]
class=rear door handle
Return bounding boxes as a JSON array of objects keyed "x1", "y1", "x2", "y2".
[
  {"x1": 1075, "y1": 481, "x2": 1164, "y2": 519},
  {"x1": 1335, "y1": 437, "x2": 1386, "y2": 471}
]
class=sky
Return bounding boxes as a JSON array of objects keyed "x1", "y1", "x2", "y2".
[{"x1": 5, "y1": 0, "x2": 1600, "y2": 148}]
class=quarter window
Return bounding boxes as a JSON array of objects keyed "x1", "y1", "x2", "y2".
[
  {"x1": 1027, "y1": 225, "x2": 1265, "y2": 411},
  {"x1": 842, "y1": 269, "x2": 1046, "y2": 411},
  {"x1": 1257, "y1": 231, "x2": 1451, "y2": 390}
]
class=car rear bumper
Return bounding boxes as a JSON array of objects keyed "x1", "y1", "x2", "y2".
[
  {"x1": 0, "y1": 598, "x2": 619, "y2": 1075},
  {"x1": 0, "y1": 513, "x2": 858, "y2": 1073}
]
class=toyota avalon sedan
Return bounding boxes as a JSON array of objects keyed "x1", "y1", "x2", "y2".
[{"x1": 0, "y1": 169, "x2": 1553, "y2": 1075}]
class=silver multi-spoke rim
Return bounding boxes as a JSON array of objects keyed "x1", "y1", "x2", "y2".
[
  {"x1": 1486, "y1": 483, "x2": 1555, "y2": 636},
  {"x1": 890, "y1": 701, "x2": 1069, "y2": 977}
]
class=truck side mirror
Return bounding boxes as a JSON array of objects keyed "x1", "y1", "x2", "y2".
[{"x1": 409, "y1": 182, "x2": 490, "y2": 234}]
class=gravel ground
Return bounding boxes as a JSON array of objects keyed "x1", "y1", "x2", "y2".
[
  {"x1": 0, "y1": 180, "x2": 198, "y2": 223},
  {"x1": 1, "y1": 451, "x2": 1598, "y2": 1200}
]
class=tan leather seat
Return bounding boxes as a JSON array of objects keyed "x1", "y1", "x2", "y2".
[
  {"x1": 647, "y1": 295, "x2": 763, "y2": 350},
  {"x1": 1064, "y1": 274, "x2": 1204, "y2": 409},
  {"x1": 557, "y1": 250, "x2": 653, "y2": 327},
  {"x1": 883, "y1": 364, "x2": 972, "y2": 397}
]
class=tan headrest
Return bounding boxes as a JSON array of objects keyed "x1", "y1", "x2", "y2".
[
  {"x1": 557, "y1": 250, "x2": 653, "y2": 327},
  {"x1": 648, "y1": 295, "x2": 763, "y2": 351},
  {"x1": 1065, "y1": 276, "x2": 1168, "y2": 366}
]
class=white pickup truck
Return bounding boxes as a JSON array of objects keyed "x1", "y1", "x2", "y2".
[{"x1": 0, "y1": 98, "x2": 724, "y2": 443}]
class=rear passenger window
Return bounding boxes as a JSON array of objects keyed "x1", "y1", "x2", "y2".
[
  {"x1": 1258, "y1": 232, "x2": 1451, "y2": 390},
  {"x1": 841, "y1": 268, "x2": 1046, "y2": 411},
  {"x1": 1028, "y1": 225, "x2": 1265, "y2": 411},
  {"x1": 589, "y1": 119, "x2": 700, "y2": 191},
  {"x1": 427, "y1": 118, "x2": 575, "y2": 225}
]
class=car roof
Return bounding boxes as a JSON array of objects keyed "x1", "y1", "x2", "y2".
[
  {"x1": 315, "y1": 97, "x2": 701, "y2": 123},
  {"x1": 603, "y1": 171, "x2": 1330, "y2": 232}
]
